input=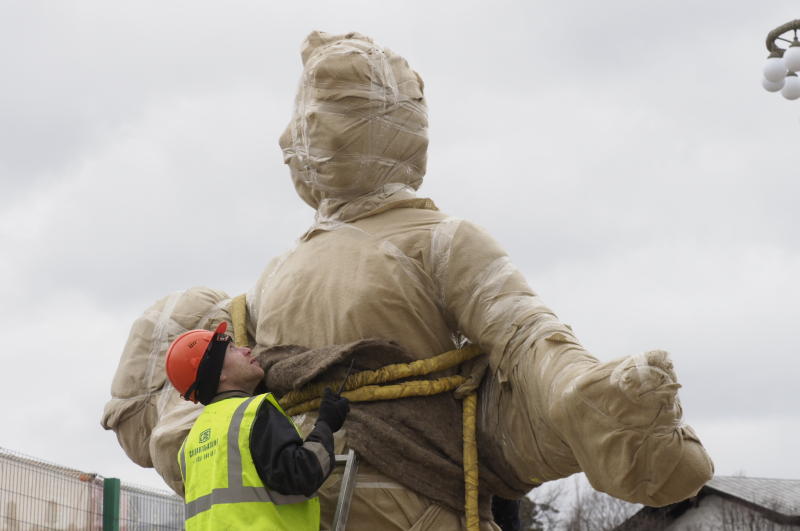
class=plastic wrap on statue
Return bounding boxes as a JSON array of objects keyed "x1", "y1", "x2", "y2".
[
  {"x1": 102, "y1": 31, "x2": 713, "y2": 531},
  {"x1": 251, "y1": 30, "x2": 713, "y2": 527},
  {"x1": 101, "y1": 287, "x2": 230, "y2": 494}
]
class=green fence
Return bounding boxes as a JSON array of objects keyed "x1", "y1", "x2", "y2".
[{"x1": 0, "y1": 446, "x2": 183, "y2": 530}]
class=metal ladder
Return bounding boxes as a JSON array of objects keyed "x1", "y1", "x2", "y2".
[{"x1": 331, "y1": 449, "x2": 359, "y2": 531}]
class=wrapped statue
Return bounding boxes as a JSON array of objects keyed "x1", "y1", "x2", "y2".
[{"x1": 103, "y1": 31, "x2": 713, "y2": 531}]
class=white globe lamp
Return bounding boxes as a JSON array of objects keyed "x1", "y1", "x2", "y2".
[
  {"x1": 763, "y1": 20, "x2": 800, "y2": 101},
  {"x1": 784, "y1": 40, "x2": 800, "y2": 72},
  {"x1": 781, "y1": 73, "x2": 800, "y2": 100},
  {"x1": 762, "y1": 76, "x2": 785, "y2": 92},
  {"x1": 763, "y1": 55, "x2": 787, "y2": 82}
]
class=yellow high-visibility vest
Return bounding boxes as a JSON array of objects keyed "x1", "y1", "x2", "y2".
[{"x1": 178, "y1": 394, "x2": 320, "y2": 530}]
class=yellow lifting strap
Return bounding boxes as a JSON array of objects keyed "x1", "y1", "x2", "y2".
[
  {"x1": 283, "y1": 375, "x2": 467, "y2": 415},
  {"x1": 462, "y1": 392, "x2": 479, "y2": 531},
  {"x1": 230, "y1": 294, "x2": 483, "y2": 531},
  {"x1": 280, "y1": 343, "x2": 483, "y2": 412},
  {"x1": 230, "y1": 294, "x2": 250, "y2": 347}
]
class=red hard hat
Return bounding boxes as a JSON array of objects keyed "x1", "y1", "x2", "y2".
[{"x1": 165, "y1": 322, "x2": 228, "y2": 403}]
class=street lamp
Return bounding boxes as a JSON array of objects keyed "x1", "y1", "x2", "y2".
[{"x1": 762, "y1": 19, "x2": 800, "y2": 100}]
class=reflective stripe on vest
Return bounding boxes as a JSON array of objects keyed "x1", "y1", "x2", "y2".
[{"x1": 178, "y1": 394, "x2": 319, "y2": 530}]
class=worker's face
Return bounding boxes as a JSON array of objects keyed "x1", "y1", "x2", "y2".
[{"x1": 218, "y1": 343, "x2": 264, "y2": 393}]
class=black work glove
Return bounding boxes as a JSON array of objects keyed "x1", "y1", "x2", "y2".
[{"x1": 317, "y1": 387, "x2": 350, "y2": 432}]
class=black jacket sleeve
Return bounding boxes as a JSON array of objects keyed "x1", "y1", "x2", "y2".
[{"x1": 249, "y1": 400, "x2": 335, "y2": 497}]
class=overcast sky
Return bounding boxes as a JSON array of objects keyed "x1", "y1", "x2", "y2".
[{"x1": 2, "y1": 0, "x2": 799, "y2": 500}]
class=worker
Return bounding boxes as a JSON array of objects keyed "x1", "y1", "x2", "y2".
[{"x1": 165, "y1": 321, "x2": 350, "y2": 530}]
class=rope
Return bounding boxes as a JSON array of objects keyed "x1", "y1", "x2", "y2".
[
  {"x1": 284, "y1": 376, "x2": 467, "y2": 415},
  {"x1": 279, "y1": 345, "x2": 484, "y2": 531},
  {"x1": 462, "y1": 393, "x2": 479, "y2": 530},
  {"x1": 280, "y1": 343, "x2": 483, "y2": 408},
  {"x1": 230, "y1": 294, "x2": 249, "y2": 347},
  {"x1": 231, "y1": 294, "x2": 483, "y2": 531}
]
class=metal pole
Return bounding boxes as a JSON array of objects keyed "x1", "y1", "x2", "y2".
[
  {"x1": 103, "y1": 478, "x2": 121, "y2": 531},
  {"x1": 331, "y1": 450, "x2": 359, "y2": 531}
]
